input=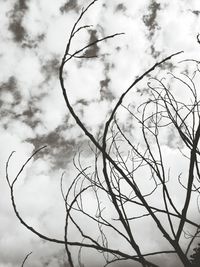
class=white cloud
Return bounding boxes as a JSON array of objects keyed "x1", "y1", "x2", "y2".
[
  {"x1": 65, "y1": 59, "x2": 104, "y2": 103},
  {"x1": 15, "y1": 51, "x2": 44, "y2": 93},
  {"x1": 155, "y1": 1, "x2": 200, "y2": 55}
]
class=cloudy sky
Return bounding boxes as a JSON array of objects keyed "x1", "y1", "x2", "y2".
[{"x1": 1, "y1": 0, "x2": 200, "y2": 266}]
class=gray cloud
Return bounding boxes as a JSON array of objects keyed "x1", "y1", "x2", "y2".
[
  {"x1": 21, "y1": 104, "x2": 41, "y2": 128},
  {"x1": 60, "y1": 0, "x2": 79, "y2": 14},
  {"x1": 0, "y1": 76, "x2": 19, "y2": 95},
  {"x1": 7, "y1": 0, "x2": 28, "y2": 43},
  {"x1": 22, "y1": 33, "x2": 45, "y2": 49},
  {"x1": 42, "y1": 57, "x2": 60, "y2": 82},
  {"x1": 100, "y1": 62, "x2": 115, "y2": 101},
  {"x1": 143, "y1": 0, "x2": 161, "y2": 59},
  {"x1": 143, "y1": 0, "x2": 161, "y2": 37},
  {"x1": 0, "y1": 76, "x2": 21, "y2": 121},
  {"x1": 190, "y1": 9, "x2": 200, "y2": 16},
  {"x1": 27, "y1": 124, "x2": 86, "y2": 169},
  {"x1": 115, "y1": 3, "x2": 127, "y2": 13},
  {"x1": 83, "y1": 29, "x2": 100, "y2": 58}
]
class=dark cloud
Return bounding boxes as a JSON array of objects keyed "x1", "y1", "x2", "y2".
[
  {"x1": 143, "y1": 1, "x2": 162, "y2": 59},
  {"x1": 100, "y1": 77, "x2": 110, "y2": 89},
  {"x1": 136, "y1": 87, "x2": 150, "y2": 96},
  {"x1": 191, "y1": 10, "x2": 200, "y2": 16},
  {"x1": 0, "y1": 75, "x2": 17, "y2": 92},
  {"x1": 7, "y1": 0, "x2": 45, "y2": 49},
  {"x1": 83, "y1": 30, "x2": 100, "y2": 58},
  {"x1": 42, "y1": 57, "x2": 60, "y2": 81},
  {"x1": 115, "y1": 3, "x2": 127, "y2": 13},
  {"x1": 0, "y1": 77, "x2": 23, "y2": 131},
  {"x1": 0, "y1": 76, "x2": 42, "y2": 131},
  {"x1": 159, "y1": 61, "x2": 174, "y2": 71},
  {"x1": 60, "y1": 0, "x2": 79, "y2": 14},
  {"x1": 149, "y1": 44, "x2": 161, "y2": 58},
  {"x1": 0, "y1": 76, "x2": 21, "y2": 107},
  {"x1": 21, "y1": 104, "x2": 41, "y2": 128},
  {"x1": 100, "y1": 62, "x2": 115, "y2": 101},
  {"x1": 100, "y1": 77, "x2": 114, "y2": 101},
  {"x1": 76, "y1": 99, "x2": 89, "y2": 106},
  {"x1": 7, "y1": 0, "x2": 28, "y2": 43},
  {"x1": 143, "y1": 0, "x2": 161, "y2": 36},
  {"x1": 22, "y1": 33, "x2": 45, "y2": 49},
  {"x1": 18, "y1": 0, "x2": 27, "y2": 10},
  {"x1": 27, "y1": 124, "x2": 85, "y2": 169}
]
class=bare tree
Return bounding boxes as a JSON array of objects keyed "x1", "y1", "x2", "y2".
[
  {"x1": 21, "y1": 252, "x2": 32, "y2": 267},
  {"x1": 6, "y1": 1, "x2": 200, "y2": 266}
]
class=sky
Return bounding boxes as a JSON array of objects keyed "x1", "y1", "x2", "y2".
[{"x1": 1, "y1": 0, "x2": 200, "y2": 266}]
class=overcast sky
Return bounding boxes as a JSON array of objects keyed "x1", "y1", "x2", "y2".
[{"x1": 1, "y1": 0, "x2": 200, "y2": 267}]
